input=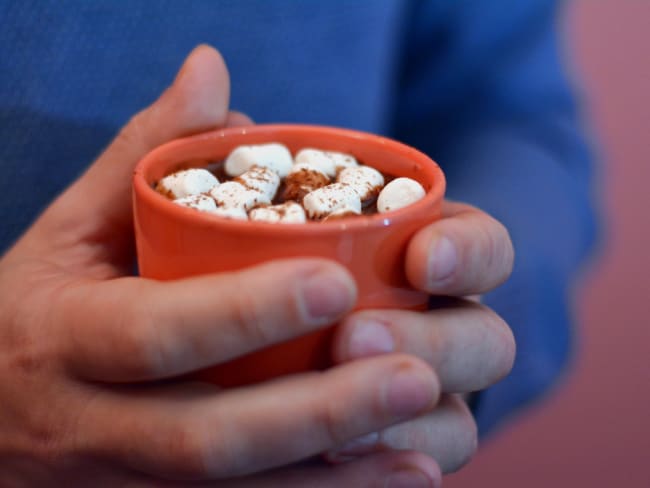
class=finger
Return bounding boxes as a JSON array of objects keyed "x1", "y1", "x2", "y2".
[
  {"x1": 405, "y1": 201, "x2": 514, "y2": 296},
  {"x1": 333, "y1": 299, "x2": 515, "y2": 393},
  {"x1": 114, "y1": 452, "x2": 440, "y2": 488},
  {"x1": 35, "y1": 45, "x2": 232, "y2": 246},
  {"x1": 59, "y1": 259, "x2": 357, "y2": 382},
  {"x1": 76, "y1": 354, "x2": 439, "y2": 479},
  {"x1": 225, "y1": 110, "x2": 254, "y2": 127},
  {"x1": 224, "y1": 451, "x2": 441, "y2": 488},
  {"x1": 327, "y1": 394, "x2": 477, "y2": 475}
]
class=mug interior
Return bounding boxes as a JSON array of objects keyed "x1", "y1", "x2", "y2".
[{"x1": 134, "y1": 124, "x2": 445, "y2": 234}]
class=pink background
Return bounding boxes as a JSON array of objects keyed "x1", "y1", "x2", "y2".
[{"x1": 446, "y1": 2, "x2": 650, "y2": 487}]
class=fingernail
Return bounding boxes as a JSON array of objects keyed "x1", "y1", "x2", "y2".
[
  {"x1": 328, "y1": 432, "x2": 381, "y2": 460},
  {"x1": 385, "y1": 469, "x2": 434, "y2": 488},
  {"x1": 347, "y1": 319, "x2": 394, "y2": 358},
  {"x1": 385, "y1": 366, "x2": 435, "y2": 418},
  {"x1": 428, "y1": 235, "x2": 457, "y2": 285},
  {"x1": 302, "y1": 269, "x2": 355, "y2": 323}
]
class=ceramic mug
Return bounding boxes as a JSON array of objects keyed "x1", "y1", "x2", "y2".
[{"x1": 132, "y1": 124, "x2": 446, "y2": 387}]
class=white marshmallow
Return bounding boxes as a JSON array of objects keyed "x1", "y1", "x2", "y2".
[
  {"x1": 289, "y1": 161, "x2": 329, "y2": 177},
  {"x1": 249, "y1": 202, "x2": 306, "y2": 224},
  {"x1": 293, "y1": 150, "x2": 336, "y2": 177},
  {"x1": 295, "y1": 149, "x2": 358, "y2": 177},
  {"x1": 157, "y1": 168, "x2": 219, "y2": 199},
  {"x1": 173, "y1": 194, "x2": 218, "y2": 213},
  {"x1": 224, "y1": 143, "x2": 292, "y2": 178},
  {"x1": 302, "y1": 183, "x2": 361, "y2": 220},
  {"x1": 173, "y1": 193, "x2": 248, "y2": 220},
  {"x1": 235, "y1": 166, "x2": 281, "y2": 202},
  {"x1": 322, "y1": 206, "x2": 362, "y2": 221},
  {"x1": 212, "y1": 206, "x2": 249, "y2": 220},
  {"x1": 377, "y1": 177, "x2": 426, "y2": 213},
  {"x1": 210, "y1": 181, "x2": 270, "y2": 210},
  {"x1": 337, "y1": 165, "x2": 385, "y2": 201},
  {"x1": 283, "y1": 164, "x2": 331, "y2": 202}
]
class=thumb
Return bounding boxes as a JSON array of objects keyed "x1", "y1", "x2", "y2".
[{"x1": 39, "y1": 44, "x2": 234, "y2": 244}]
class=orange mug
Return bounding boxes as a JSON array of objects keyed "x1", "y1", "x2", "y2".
[{"x1": 132, "y1": 124, "x2": 446, "y2": 387}]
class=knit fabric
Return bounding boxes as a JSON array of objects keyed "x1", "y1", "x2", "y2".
[{"x1": 0, "y1": 0, "x2": 597, "y2": 436}]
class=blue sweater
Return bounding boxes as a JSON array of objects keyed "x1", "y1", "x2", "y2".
[{"x1": 0, "y1": 0, "x2": 597, "y2": 436}]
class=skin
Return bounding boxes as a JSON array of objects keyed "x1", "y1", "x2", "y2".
[{"x1": 0, "y1": 45, "x2": 514, "y2": 486}]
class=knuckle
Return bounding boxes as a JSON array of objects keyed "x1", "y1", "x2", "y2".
[
  {"x1": 227, "y1": 281, "x2": 275, "y2": 346},
  {"x1": 225, "y1": 268, "x2": 307, "y2": 346},
  {"x1": 488, "y1": 219, "x2": 515, "y2": 284},
  {"x1": 454, "y1": 413, "x2": 479, "y2": 472},
  {"x1": 314, "y1": 396, "x2": 349, "y2": 447},
  {"x1": 20, "y1": 390, "x2": 78, "y2": 467},
  {"x1": 476, "y1": 218, "x2": 499, "y2": 265},
  {"x1": 113, "y1": 290, "x2": 167, "y2": 379},
  {"x1": 27, "y1": 421, "x2": 69, "y2": 465},
  {"x1": 115, "y1": 111, "x2": 151, "y2": 154},
  {"x1": 443, "y1": 400, "x2": 478, "y2": 473},
  {"x1": 472, "y1": 216, "x2": 514, "y2": 289},
  {"x1": 496, "y1": 221, "x2": 515, "y2": 281},
  {"x1": 117, "y1": 315, "x2": 153, "y2": 378},
  {"x1": 154, "y1": 423, "x2": 211, "y2": 478},
  {"x1": 481, "y1": 307, "x2": 516, "y2": 381},
  {"x1": 197, "y1": 413, "x2": 249, "y2": 478}
]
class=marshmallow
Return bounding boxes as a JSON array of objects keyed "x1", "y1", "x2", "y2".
[
  {"x1": 212, "y1": 206, "x2": 249, "y2": 220},
  {"x1": 337, "y1": 165, "x2": 384, "y2": 202},
  {"x1": 156, "y1": 168, "x2": 219, "y2": 199},
  {"x1": 302, "y1": 183, "x2": 361, "y2": 220},
  {"x1": 249, "y1": 202, "x2": 306, "y2": 224},
  {"x1": 377, "y1": 177, "x2": 426, "y2": 213},
  {"x1": 235, "y1": 166, "x2": 281, "y2": 202},
  {"x1": 295, "y1": 148, "x2": 358, "y2": 177},
  {"x1": 283, "y1": 163, "x2": 331, "y2": 202},
  {"x1": 224, "y1": 143, "x2": 293, "y2": 178},
  {"x1": 322, "y1": 206, "x2": 362, "y2": 221},
  {"x1": 293, "y1": 149, "x2": 336, "y2": 177},
  {"x1": 210, "y1": 181, "x2": 270, "y2": 211},
  {"x1": 173, "y1": 194, "x2": 218, "y2": 213},
  {"x1": 173, "y1": 193, "x2": 248, "y2": 220},
  {"x1": 289, "y1": 161, "x2": 328, "y2": 177}
]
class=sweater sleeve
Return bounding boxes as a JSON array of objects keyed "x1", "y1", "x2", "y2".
[{"x1": 391, "y1": 0, "x2": 599, "y2": 436}]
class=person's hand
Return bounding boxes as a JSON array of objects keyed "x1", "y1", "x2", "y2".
[
  {"x1": 0, "y1": 46, "x2": 444, "y2": 487},
  {"x1": 328, "y1": 201, "x2": 516, "y2": 473}
]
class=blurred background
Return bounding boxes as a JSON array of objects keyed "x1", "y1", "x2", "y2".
[{"x1": 447, "y1": 1, "x2": 650, "y2": 487}]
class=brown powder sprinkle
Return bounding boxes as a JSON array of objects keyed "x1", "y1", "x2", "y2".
[
  {"x1": 282, "y1": 168, "x2": 330, "y2": 202},
  {"x1": 154, "y1": 151, "x2": 419, "y2": 223}
]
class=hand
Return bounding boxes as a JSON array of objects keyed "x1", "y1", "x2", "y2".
[
  {"x1": 0, "y1": 46, "x2": 443, "y2": 486},
  {"x1": 329, "y1": 200, "x2": 516, "y2": 473}
]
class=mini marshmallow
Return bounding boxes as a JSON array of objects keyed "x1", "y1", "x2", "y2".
[
  {"x1": 156, "y1": 168, "x2": 219, "y2": 199},
  {"x1": 295, "y1": 148, "x2": 358, "y2": 177},
  {"x1": 289, "y1": 161, "x2": 328, "y2": 177},
  {"x1": 283, "y1": 163, "x2": 331, "y2": 202},
  {"x1": 303, "y1": 182, "x2": 361, "y2": 220},
  {"x1": 224, "y1": 143, "x2": 293, "y2": 178},
  {"x1": 337, "y1": 165, "x2": 384, "y2": 202},
  {"x1": 235, "y1": 166, "x2": 280, "y2": 202},
  {"x1": 249, "y1": 202, "x2": 306, "y2": 224},
  {"x1": 212, "y1": 206, "x2": 248, "y2": 220},
  {"x1": 210, "y1": 181, "x2": 270, "y2": 210},
  {"x1": 173, "y1": 194, "x2": 218, "y2": 213},
  {"x1": 322, "y1": 206, "x2": 362, "y2": 221},
  {"x1": 293, "y1": 150, "x2": 336, "y2": 177},
  {"x1": 294, "y1": 148, "x2": 359, "y2": 178},
  {"x1": 377, "y1": 177, "x2": 426, "y2": 213}
]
